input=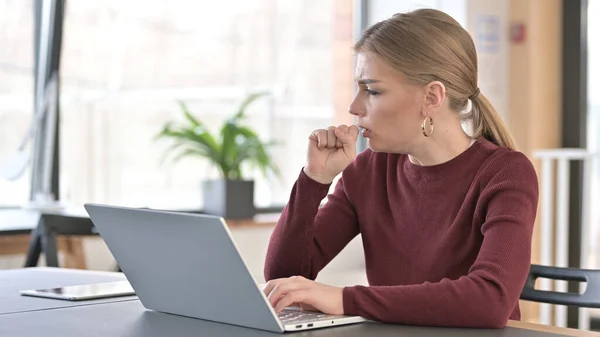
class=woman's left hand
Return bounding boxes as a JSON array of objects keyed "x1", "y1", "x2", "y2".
[{"x1": 263, "y1": 276, "x2": 344, "y2": 315}]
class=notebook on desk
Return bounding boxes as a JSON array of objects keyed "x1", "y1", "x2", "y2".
[{"x1": 84, "y1": 203, "x2": 366, "y2": 333}]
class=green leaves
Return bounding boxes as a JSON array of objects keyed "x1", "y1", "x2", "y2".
[
  {"x1": 231, "y1": 91, "x2": 269, "y2": 121},
  {"x1": 155, "y1": 92, "x2": 280, "y2": 181}
]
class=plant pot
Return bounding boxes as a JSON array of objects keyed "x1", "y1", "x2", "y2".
[{"x1": 202, "y1": 179, "x2": 256, "y2": 220}]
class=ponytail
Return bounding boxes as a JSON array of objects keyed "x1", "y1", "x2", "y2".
[{"x1": 471, "y1": 92, "x2": 516, "y2": 150}]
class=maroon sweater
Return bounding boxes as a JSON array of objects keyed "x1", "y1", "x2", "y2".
[{"x1": 264, "y1": 138, "x2": 539, "y2": 328}]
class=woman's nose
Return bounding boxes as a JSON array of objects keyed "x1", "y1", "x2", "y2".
[{"x1": 348, "y1": 97, "x2": 362, "y2": 116}]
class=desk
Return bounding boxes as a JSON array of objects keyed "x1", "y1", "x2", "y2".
[
  {"x1": 0, "y1": 267, "x2": 136, "y2": 315},
  {"x1": 0, "y1": 209, "x2": 40, "y2": 234},
  {"x1": 0, "y1": 209, "x2": 279, "y2": 270},
  {"x1": 0, "y1": 208, "x2": 94, "y2": 269},
  {"x1": 0, "y1": 268, "x2": 595, "y2": 337}
]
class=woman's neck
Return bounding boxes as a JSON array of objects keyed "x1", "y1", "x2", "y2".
[{"x1": 407, "y1": 128, "x2": 474, "y2": 167}]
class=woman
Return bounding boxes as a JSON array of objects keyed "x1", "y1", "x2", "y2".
[{"x1": 263, "y1": 8, "x2": 538, "y2": 328}]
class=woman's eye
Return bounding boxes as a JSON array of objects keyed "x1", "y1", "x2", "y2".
[{"x1": 364, "y1": 88, "x2": 380, "y2": 96}]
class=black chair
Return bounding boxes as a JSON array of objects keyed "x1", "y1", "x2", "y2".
[{"x1": 521, "y1": 264, "x2": 600, "y2": 308}]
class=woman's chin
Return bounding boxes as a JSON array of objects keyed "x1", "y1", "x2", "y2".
[
  {"x1": 366, "y1": 138, "x2": 396, "y2": 153},
  {"x1": 366, "y1": 139, "x2": 382, "y2": 152}
]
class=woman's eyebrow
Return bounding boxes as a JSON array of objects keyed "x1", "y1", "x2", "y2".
[{"x1": 356, "y1": 78, "x2": 381, "y2": 84}]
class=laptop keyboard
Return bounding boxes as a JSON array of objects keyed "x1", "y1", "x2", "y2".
[{"x1": 277, "y1": 309, "x2": 345, "y2": 324}]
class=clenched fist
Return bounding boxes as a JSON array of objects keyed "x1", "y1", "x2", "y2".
[{"x1": 303, "y1": 125, "x2": 360, "y2": 184}]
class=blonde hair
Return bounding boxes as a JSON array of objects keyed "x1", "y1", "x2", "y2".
[{"x1": 355, "y1": 9, "x2": 516, "y2": 149}]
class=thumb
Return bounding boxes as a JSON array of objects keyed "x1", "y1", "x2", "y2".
[
  {"x1": 347, "y1": 125, "x2": 359, "y2": 141},
  {"x1": 335, "y1": 125, "x2": 359, "y2": 156}
]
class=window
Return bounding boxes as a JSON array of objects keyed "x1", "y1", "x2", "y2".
[
  {"x1": 60, "y1": 0, "x2": 339, "y2": 209},
  {"x1": 0, "y1": 0, "x2": 34, "y2": 206},
  {"x1": 587, "y1": 0, "x2": 600, "y2": 269}
]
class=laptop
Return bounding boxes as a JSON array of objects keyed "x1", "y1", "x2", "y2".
[{"x1": 84, "y1": 203, "x2": 366, "y2": 333}]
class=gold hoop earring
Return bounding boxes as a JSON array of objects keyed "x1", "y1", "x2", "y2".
[{"x1": 421, "y1": 117, "x2": 434, "y2": 137}]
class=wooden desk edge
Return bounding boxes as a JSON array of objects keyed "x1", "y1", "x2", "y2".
[
  {"x1": 507, "y1": 320, "x2": 599, "y2": 336},
  {"x1": 0, "y1": 234, "x2": 86, "y2": 269},
  {"x1": 224, "y1": 214, "x2": 279, "y2": 229},
  {"x1": 0, "y1": 216, "x2": 280, "y2": 269}
]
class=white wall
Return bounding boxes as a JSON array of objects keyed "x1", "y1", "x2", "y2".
[
  {"x1": 367, "y1": 0, "x2": 467, "y2": 32},
  {"x1": 587, "y1": 0, "x2": 600, "y2": 270},
  {"x1": 465, "y1": 0, "x2": 510, "y2": 121}
]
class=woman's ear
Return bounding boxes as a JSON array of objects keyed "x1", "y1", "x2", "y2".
[{"x1": 422, "y1": 81, "x2": 446, "y2": 116}]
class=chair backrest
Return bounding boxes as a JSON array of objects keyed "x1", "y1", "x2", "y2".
[{"x1": 520, "y1": 264, "x2": 600, "y2": 308}]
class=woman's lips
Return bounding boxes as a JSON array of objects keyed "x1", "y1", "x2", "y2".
[
  {"x1": 362, "y1": 128, "x2": 372, "y2": 137},
  {"x1": 357, "y1": 125, "x2": 372, "y2": 138}
]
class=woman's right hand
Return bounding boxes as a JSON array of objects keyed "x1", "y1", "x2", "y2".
[{"x1": 303, "y1": 125, "x2": 360, "y2": 184}]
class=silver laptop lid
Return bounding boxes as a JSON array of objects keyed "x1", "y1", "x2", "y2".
[{"x1": 84, "y1": 203, "x2": 284, "y2": 333}]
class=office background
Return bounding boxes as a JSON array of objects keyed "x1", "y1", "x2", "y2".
[{"x1": 0, "y1": 0, "x2": 599, "y2": 331}]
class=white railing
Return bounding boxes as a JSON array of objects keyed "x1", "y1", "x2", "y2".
[{"x1": 533, "y1": 148, "x2": 599, "y2": 330}]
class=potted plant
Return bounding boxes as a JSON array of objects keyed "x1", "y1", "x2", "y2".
[{"x1": 156, "y1": 92, "x2": 279, "y2": 219}]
